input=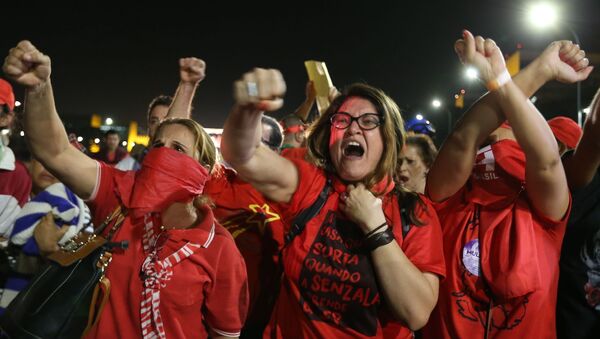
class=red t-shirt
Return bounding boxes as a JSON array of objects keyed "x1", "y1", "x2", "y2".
[
  {"x1": 0, "y1": 159, "x2": 31, "y2": 235},
  {"x1": 422, "y1": 141, "x2": 570, "y2": 339},
  {"x1": 85, "y1": 162, "x2": 248, "y2": 338},
  {"x1": 204, "y1": 166, "x2": 284, "y2": 330},
  {"x1": 264, "y1": 158, "x2": 446, "y2": 339}
]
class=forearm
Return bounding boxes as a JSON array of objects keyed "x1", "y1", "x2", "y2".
[
  {"x1": 371, "y1": 243, "x2": 438, "y2": 330},
  {"x1": 166, "y1": 81, "x2": 197, "y2": 119},
  {"x1": 428, "y1": 60, "x2": 552, "y2": 201},
  {"x1": 564, "y1": 137, "x2": 600, "y2": 188},
  {"x1": 221, "y1": 105, "x2": 263, "y2": 167},
  {"x1": 23, "y1": 81, "x2": 70, "y2": 162},
  {"x1": 294, "y1": 97, "x2": 315, "y2": 122},
  {"x1": 427, "y1": 94, "x2": 503, "y2": 201},
  {"x1": 565, "y1": 88, "x2": 600, "y2": 188},
  {"x1": 497, "y1": 81, "x2": 559, "y2": 165}
]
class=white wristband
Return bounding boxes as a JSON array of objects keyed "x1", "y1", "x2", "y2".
[{"x1": 486, "y1": 70, "x2": 511, "y2": 91}]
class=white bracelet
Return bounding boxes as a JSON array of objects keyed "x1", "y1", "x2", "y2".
[{"x1": 486, "y1": 69, "x2": 511, "y2": 91}]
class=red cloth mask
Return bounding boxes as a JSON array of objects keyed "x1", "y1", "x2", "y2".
[{"x1": 115, "y1": 147, "x2": 209, "y2": 219}]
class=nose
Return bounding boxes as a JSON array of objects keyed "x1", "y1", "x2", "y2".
[
  {"x1": 399, "y1": 159, "x2": 408, "y2": 171},
  {"x1": 345, "y1": 119, "x2": 362, "y2": 135}
]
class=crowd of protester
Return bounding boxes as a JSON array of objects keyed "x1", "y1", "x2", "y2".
[{"x1": 0, "y1": 29, "x2": 598, "y2": 338}]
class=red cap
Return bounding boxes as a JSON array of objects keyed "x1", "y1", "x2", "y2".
[
  {"x1": 547, "y1": 116, "x2": 582, "y2": 149},
  {"x1": 0, "y1": 79, "x2": 15, "y2": 112}
]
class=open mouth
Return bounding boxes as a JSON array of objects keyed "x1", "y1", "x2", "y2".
[
  {"x1": 343, "y1": 141, "x2": 365, "y2": 157},
  {"x1": 398, "y1": 175, "x2": 409, "y2": 183}
]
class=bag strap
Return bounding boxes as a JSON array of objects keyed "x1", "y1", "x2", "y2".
[
  {"x1": 83, "y1": 275, "x2": 111, "y2": 336},
  {"x1": 260, "y1": 178, "x2": 332, "y2": 337},
  {"x1": 284, "y1": 177, "x2": 332, "y2": 245},
  {"x1": 93, "y1": 205, "x2": 128, "y2": 242}
]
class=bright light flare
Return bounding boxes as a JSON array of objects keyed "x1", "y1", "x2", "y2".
[{"x1": 528, "y1": 2, "x2": 558, "y2": 29}]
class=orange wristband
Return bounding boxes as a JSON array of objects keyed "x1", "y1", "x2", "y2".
[{"x1": 486, "y1": 70, "x2": 511, "y2": 91}]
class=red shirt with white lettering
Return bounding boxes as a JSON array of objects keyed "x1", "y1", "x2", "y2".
[
  {"x1": 85, "y1": 162, "x2": 248, "y2": 338},
  {"x1": 264, "y1": 158, "x2": 446, "y2": 338}
]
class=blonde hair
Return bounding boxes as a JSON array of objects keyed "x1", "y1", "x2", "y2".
[{"x1": 306, "y1": 83, "x2": 405, "y2": 193}]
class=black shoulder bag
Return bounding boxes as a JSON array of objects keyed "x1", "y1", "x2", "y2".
[{"x1": 0, "y1": 206, "x2": 128, "y2": 339}]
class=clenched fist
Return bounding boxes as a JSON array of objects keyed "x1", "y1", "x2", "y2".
[
  {"x1": 233, "y1": 67, "x2": 286, "y2": 111},
  {"x1": 3, "y1": 40, "x2": 51, "y2": 88}
]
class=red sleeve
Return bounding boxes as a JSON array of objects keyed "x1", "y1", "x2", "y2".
[
  {"x1": 11, "y1": 161, "x2": 31, "y2": 207},
  {"x1": 399, "y1": 196, "x2": 446, "y2": 279},
  {"x1": 204, "y1": 232, "x2": 249, "y2": 337},
  {"x1": 279, "y1": 158, "x2": 327, "y2": 221},
  {"x1": 87, "y1": 162, "x2": 121, "y2": 227}
]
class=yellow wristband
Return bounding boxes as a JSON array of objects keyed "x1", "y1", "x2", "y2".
[{"x1": 486, "y1": 70, "x2": 511, "y2": 92}]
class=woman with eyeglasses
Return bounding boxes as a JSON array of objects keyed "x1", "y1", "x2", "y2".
[{"x1": 221, "y1": 69, "x2": 445, "y2": 338}]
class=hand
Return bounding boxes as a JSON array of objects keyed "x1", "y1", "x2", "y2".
[
  {"x1": 305, "y1": 80, "x2": 317, "y2": 101},
  {"x1": 454, "y1": 30, "x2": 506, "y2": 84},
  {"x1": 233, "y1": 67, "x2": 286, "y2": 111},
  {"x1": 179, "y1": 57, "x2": 206, "y2": 84},
  {"x1": 338, "y1": 183, "x2": 386, "y2": 234},
  {"x1": 328, "y1": 86, "x2": 341, "y2": 103},
  {"x1": 33, "y1": 213, "x2": 69, "y2": 255},
  {"x1": 535, "y1": 41, "x2": 593, "y2": 84},
  {"x1": 3, "y1": 40, "x2": 51, "y2": 88}
]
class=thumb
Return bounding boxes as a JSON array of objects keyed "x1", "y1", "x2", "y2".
[
  {"x1": 44, "y1": 212, "x2": 55, "y2": 223},
  {"x1": 258, "y1": 99, "x2": 284, "y2": 112},
  {"x1": 577, "y1": 66, "x2": 594, "y2": 81},
  {"x1": 58, "y1": 225, "x2": 70, "y2": 238},
  {"x1": 454, "y1": 40, "x2": 466, "y2": 63}
]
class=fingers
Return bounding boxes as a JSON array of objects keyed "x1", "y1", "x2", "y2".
[
  {"x1": 475, "y1": 35, "x2": 486, "y2": 55},
  {"x1": 483, "y1": 39, "x2": 497, "y2": 57},
  {"x1": 42, "y1": 212, "x2": 55, "y2": 224},
  {"x1": 3, "y1": 40, "x2": 51, "y2": 86},
  {"x1": 58, "y1": 225, "x2": 70, "y2": 237},
  {"x1": 463, "y1": 30, "x2": 476, "y2": 64},
  {"x1": 179, "y1": 57, "x2": 206, "y2": 82},
  {"x1": 23, "y1": 49, "x2": 50, "y2": 66},
  {"x1": 233, "y1": 67, "x2": 286, "y2": 111},
  {"x1": 560, "y1": 42, "x2": 580, "y2": 61}
]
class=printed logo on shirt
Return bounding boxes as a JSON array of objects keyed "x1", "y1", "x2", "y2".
[
  {"x1": 462, "y1": 239, "x2": 481, "y2": 277},
  {"x1": 581, "y1": 228, "x2": 600, "y2": 310},
  {"x1": 472, "y1": 145, "x2": 500, "y2": 181},
  {"x1": 297, "y1": 211, "x2": 380, "y2": 336},
  {"x1": 220, "y1": 203, "x2": 281, "y2": 238}
]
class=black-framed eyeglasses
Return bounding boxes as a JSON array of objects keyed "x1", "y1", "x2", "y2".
[{"x1": 329, "y1": 112, "x2": 384, "y2": 131}]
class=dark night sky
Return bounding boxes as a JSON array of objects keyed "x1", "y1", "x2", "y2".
[{"x1": 3, "y1": 0, "x2": 600, "y2": 134}]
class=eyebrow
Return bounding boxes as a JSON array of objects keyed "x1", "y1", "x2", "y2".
[{"x1": 172, "y1": 140, "x2": 189, "y2": 151}]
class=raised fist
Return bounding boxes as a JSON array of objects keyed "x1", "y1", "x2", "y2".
[
  {"x1": 3, "y1": 40, "x2": 51, "y2": 88},
  {"x1": 538, "y1": 40, "x2": 593, "y2": 84},
  {"x1": 179, "y1": 57, "x2": 206, "y2": 84},
  {"x1": 454, "y1": 30, "x2": 507, "y2": 84},
  {"x1": 233, "y1": 68, "x2": 286, "y2": 111}
]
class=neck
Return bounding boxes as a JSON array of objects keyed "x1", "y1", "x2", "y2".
[{"x1": 161, "y1": 201, "x2": 205, "y2": 230}]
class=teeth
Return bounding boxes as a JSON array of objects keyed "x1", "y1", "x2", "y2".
[{"x1": 347, "y1": 141, "x2": 360, "y2": 147}]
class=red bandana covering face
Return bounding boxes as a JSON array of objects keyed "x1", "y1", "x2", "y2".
[
  {"x1": 115, "y1": 147, "x2": 209, "y2": 218},
  {"x1": 466, "y1": 139, "x2": 542, "y2": 300}
]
